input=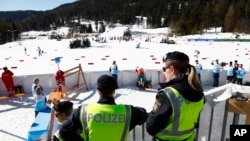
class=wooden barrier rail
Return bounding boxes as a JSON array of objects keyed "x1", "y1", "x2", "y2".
[
  {"x1": 0, "y1": 85, "x2": 25, "y2": 101},
  {"x1": 0, "y1": 93, "x2": 25, "y2": 100},
  {"x1": 63, "y1": 64, "x2": 88, "y2": 95}
]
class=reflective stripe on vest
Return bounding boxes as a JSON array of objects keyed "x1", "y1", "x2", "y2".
[
  {"x1": 80, "y1": 104, "x2": 89, "y2": 141},
  {"x1": 54, "y1": 130, "x2": 64, "y2": 141},
  {"x1": 80, "y1": 103, "x2": 131, "y2": 141},
  {"x1": 156, "y1": 87, "x2": 204, "y2": 140}
]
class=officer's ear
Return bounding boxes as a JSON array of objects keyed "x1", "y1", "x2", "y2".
[
  {"x1": 97, "y1": 89, "x2": 103, "y2": 96},
  {"x1": 112, "y1": 89, "x2": 116, "y2": 96}
]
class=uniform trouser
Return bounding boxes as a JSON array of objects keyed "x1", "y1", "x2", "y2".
[{"x1": 213, "y1": 73, "x2": 219, "y2": 87}]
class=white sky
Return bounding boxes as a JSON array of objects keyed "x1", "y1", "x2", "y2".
[{"x1": 1, "y1": 26, "x2": 250, "y2": 76}]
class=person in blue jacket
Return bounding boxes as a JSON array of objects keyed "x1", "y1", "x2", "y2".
[
  {"x1": 211, "y1": 59, "x2": 221, "y2": 87},
  {"x1": 236, "y1": 64, "x2": 245, "y2": 85},
  {"x1": 109, "y1": 60, "x2": 118, "y2": 81},
  {"x1": 226, "y1": 61, "x2": 234, "y2": 84},
  {"x1": 195, "y1": 60, "x2": 202, "y2": 82},
  {"x1": 34, "y1": 87, "x2": 48, "y2": 117}
]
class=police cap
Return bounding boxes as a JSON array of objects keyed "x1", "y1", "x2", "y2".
[{"x1": 97, "y1": 74, "x2": 118, "y2": 90}]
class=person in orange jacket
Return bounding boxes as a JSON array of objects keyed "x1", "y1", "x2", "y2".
[{"x1": 1, "y1": 67, "x2": 15, "y2": 96}]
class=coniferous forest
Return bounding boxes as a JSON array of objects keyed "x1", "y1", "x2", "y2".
[{"x1": 0, "y1": 0, "x2": 249, "y2": 44}]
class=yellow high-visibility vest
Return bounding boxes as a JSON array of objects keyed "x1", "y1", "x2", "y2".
[
  {"x1": 156, "y1": 87, "x2": 204, "y2": 141},
  {"x1": 80, "y1": 103, "x2": 131, "y2": 141}
]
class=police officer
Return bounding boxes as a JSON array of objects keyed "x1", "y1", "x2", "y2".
[
  {"x1": 146, "y1": 51, "x2": 204, "y2": 141},
  {"x1": 57, "y1": 74, "x2": 148, "y2": 141}
]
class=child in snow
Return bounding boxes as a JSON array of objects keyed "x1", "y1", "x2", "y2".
[{"x1": 34, "y1": 87, "x2": 48, "y2": 117}]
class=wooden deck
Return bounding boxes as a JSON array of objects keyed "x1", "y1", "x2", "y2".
[{"x1": 0, "y1": 93, "x2": 25, "y2": 100}]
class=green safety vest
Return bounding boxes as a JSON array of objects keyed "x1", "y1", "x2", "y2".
[
  {"x1": 156, "y1": 87, "x2": 204, "y2": 141},
  {"x1": 53, "y1": 129, "x2": 64, "y2": 141},
  {"x1": 79, "y1": 103, "x2": 131, "y2": 141}
]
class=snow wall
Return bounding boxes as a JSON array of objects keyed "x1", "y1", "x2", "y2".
[{"x1": 0, "y1": 69, "x2": 249, "y2": 95}]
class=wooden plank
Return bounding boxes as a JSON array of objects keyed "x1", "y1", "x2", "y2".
[
  {"x1": 245, "y1": 116, "x2": 250, "y2": 124},
  {"x1": 48, "y1": 92, "x2": 62, "y2": 101},
  {"x1": 47, "y1": 91, "x2": 63, "y2": 107},
  {"x1": 228, "y1": 99, "x2": 250, "y2": 115},
  {"x1": 64, "y1": 70, "x2": 79, "y2": 77},
  {"x1": 0, "y1": 93, "x2": 25, "y2": 100},
  {"x1": 228, "y1": 98, "x2": 250, "y2": 124},
  {"x1": 54, "y1": 64, "x2": 88, "y2": 100}
]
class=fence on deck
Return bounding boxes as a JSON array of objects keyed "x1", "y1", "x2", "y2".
[{"x1": 129, "y1": 96, "x2": 249, "y2": 141}]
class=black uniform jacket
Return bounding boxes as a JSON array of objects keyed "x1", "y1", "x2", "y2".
[
  {"x1": 146, "y1": 75, "x2": 205, "y2": 136},
  {"x1": 55, "y1": 96, "x2": 148, "y2": 141}
]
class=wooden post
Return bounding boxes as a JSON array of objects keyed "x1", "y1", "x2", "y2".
[
  {"x1": 47, "y1": 64, "x2": 89, "y2": 140},
  {"x1": 58, "y1": 85, "x2": 69, "y2": 101},
  {"x1": 79, "y1": 64, "x2": 88, "y2": 91},
  {"x1": 47, "y1": 108, "x2": 55, "y2": 141},
  {"x1": 63, "y1": 64, "x2": 88, "y2": 95}
]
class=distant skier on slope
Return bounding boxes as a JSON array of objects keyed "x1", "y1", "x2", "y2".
[
  {"x1": 194, "y1": 50, "x2": 200, "y2": 58},
  {"x1": 136, "y1": 42, "x2": 141, "y2": 48}
]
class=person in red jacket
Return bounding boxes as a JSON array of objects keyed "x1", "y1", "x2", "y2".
[
  {"x1": 55, "y1": 70, "x2": 65, "y2": 92},
  {"x1": 1, "y1": 67, "x2": 15, "y2": 96},
  {"x1": 54, "y1": 69, "x2": 69, "y2": 100}
]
